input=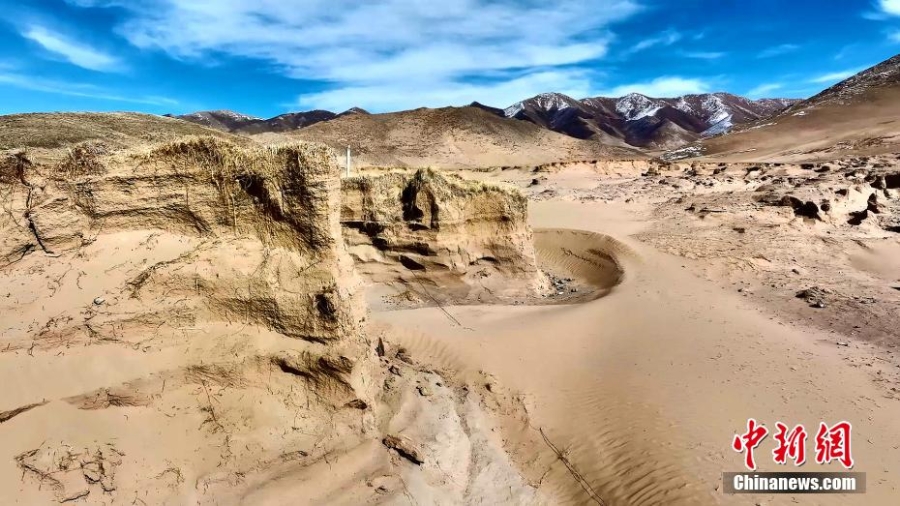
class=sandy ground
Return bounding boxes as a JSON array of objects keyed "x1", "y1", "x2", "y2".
[
  {"x1": 4, "y1": 146, "x2": 900, "y2": 505},
  {"x1": 372, "y1": 166, "x2": 900, "y2": 505}
]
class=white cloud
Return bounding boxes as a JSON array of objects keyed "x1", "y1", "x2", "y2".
[
  {"x1": 629, "y1": 29, "x2": 682, "y2": 54},
  {"x1": 889, "y1": 30, "x2": 900, "y2": 42},
  {"x1": 757, "y1": 44, "x2": 800, "y2": 58},
  {"x1": 0, "y1": 71, "x2": 176, "y2": 106},
  {"x1": 809, "y1": 69, "x2": 862, "y2": 84},
  {"x1": 880, "y1": 0, "x2": 900, "y2": 15},
  {"x1": 747, "y1": 83, "x2": 782, "y2": 98},
  {"x1": 298, "y1": 70, "x2": 594, "y2": 111},
  {"x1": 68, "y1": 0, "x2": 641, "y2": 111},
  {"x1": 683, "y1": 51, "x2": 725, "y2": 60},
  {"x1": 21, "y1": 25, "x2": 120, "y2": 72},
  {"x1": 598, "y1": 76, "x2": 710, "y2": 98}
]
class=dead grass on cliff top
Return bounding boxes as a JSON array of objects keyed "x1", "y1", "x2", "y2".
[
  {"x1": 32, "y1": 135, "x2": 336, "y2": 185},
  {"x1": 134, "y1": 135, "x2": 333, "y2": 173},
  {"x1": 345, "y1": 167, "x2": 524, "y2": 199}
]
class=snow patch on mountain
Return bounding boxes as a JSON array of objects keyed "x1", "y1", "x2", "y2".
[
  {"x1": 503, "y1": 102, "x2": 525, "y2": 117},
  {"x1": 702, "y1": 95, "x2": 730, "y2": 124},
  {"x1": 504, "y1": 92, "x2": 574, "y2": 118},
  {"x1": 616, "y1": 93, "x2": 662, "y2": 121},
  {"x1": 183, "y1": 110, "x2": 262, "y2": 122},
  {"x1": 674, "y1": 97, "x2": 694, "y2": 115},
  {"x1": 702, "y1": 118, "x2": 733, "y2": 137}
]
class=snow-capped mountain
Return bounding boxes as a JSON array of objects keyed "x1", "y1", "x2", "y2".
[
  {"x1": 503, "y1": 92, "x2": 799, "y2": 148},
  {"x1": 172, "y1": 110, "x2": 263, "y2": 132},
  {"x1": 173, "y1": 92, "x2": 795, "y2": 152},
  {"x1": 616, "y1": 93, "x2": 664, "y2": 121}
]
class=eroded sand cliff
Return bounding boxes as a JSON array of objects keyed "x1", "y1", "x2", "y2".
[{"x1": 0, "y1": 139, "x2": 543, "y2": 504}]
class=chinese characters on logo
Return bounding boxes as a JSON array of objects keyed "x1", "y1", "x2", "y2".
[{"x1": 732, "y1": 419, "x2": 853, "y2": 470}]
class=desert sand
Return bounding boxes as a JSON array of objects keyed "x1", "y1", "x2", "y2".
[
  {"x1": 2, "y1": 110, "x2": 900, "y2": 506},
  {"x1": 368, "y1": 158, "x2": 900, "y2": 504},
  {"x1": 376, "y1": 199, "x2": 900, "y2": 504}
]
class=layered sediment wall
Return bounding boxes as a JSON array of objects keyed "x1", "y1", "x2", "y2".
[{"x1": 341, "y1": 169, "x2": 546, "y2": 303}]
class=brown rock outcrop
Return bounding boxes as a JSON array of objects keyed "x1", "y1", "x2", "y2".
[
  {"x1": 341, "y1": 169, "x2": 545, "y2": 303},
  {"x1": 2, "y1": 138, "x2": 363, "y2": 344}
]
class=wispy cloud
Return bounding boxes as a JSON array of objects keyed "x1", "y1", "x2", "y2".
[
  {"x1": 0, "y1": 71, "x2": 176, "y2": 106},
  {"x1": 298, "y1": 70, "x2": 595, "y2": 111},
  {"x1": 21, "y1": 25, "x2": 120, "y2": 72},
  {"x1": 747, "y1": 83, "x2": 782, "y2": 98},
  {"x1": 628, "y1": 29, "x2": 682, "y2": 54},
  {"x1": 757, "y1": 44, "x2": 800, "y2": 58},
  {"x1": 808, "y1": 69, "x2": 862, "y2": 84},
  {"x1": 889, "y1": 30, "x2": 900, "y2": 42},
  {"x1": 598, "y1": 76, "x2": 710, "y2": 97},
  {"x1": 68, "y1": 0, "x2": 641, "y2": 111},
  {"x1": 682, "y1": 51, "x2": 725, "y2": 60}
]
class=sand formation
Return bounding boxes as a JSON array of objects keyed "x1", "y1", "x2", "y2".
[
  {"x1": 342, "y1": 169, "x2": 545, "y2": 304},
  {"x1": 0, "y1": 138, "x2": 546, "y2": 504},
  {"x1": 4, "y1": 55, "x2": 900, "y2": 506}
]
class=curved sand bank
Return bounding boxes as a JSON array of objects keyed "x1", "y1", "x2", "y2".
[
  {"x1": 374, "y1": 201, "x2": 900, "y2": 505},
  {"x1": 534, "y1": 228, "x2": 630, "y2": 300}
]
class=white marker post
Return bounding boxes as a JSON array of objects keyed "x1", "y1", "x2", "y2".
[{"x1": 345, "y1": 146, "x2": 351, "y2": 177}]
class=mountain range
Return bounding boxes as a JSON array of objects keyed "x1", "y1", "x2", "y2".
[
  {"x1": 9, "y1": 54, "x2": 896, "y2": 166},
  {"x1": 173, "y1": 93, "x2": 799, "y2": 151},
  {"x1": 167, "y1": 107, "x2": 370, "y2": 135},
  {"x1": 501, "y1": 92, "x2": 798, "y2": 149},
  {"x1": 267, "y1": 105, "x2": 641, "y2": 168}
]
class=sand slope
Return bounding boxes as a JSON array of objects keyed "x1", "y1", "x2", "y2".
[
  {"x1": 374, "y1": 199, "x2": 900, "y2": 505},
  {"x1": 694, "y1": 54, "x2": 900, "y2": 162}
]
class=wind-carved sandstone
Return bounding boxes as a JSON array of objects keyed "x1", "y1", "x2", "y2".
[{"x1": 341, "y1": 169, "x2": 546, "y2": 303}]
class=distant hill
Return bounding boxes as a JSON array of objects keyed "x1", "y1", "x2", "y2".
[
  {"x1": 254, "y1": 105, "x2": 643, "y2": 168},
  {"x1": 468, "y1": 101, "x2": 506, "y2": 117},
  {"x1": 683, "y1": 53, "x2": 900, "y2": 161},
  {"x1": 175, "y1": 108, "x2": 369, "y2": 135},
  {"x1": 175, "y1": 92, "x2": 794, "y2": 153},
  {"x1": 0, "y1": 112, "x2": 241, "y2": 155},
  {"x1": 169, "y1": 110, "x2": 263, "y2": 132}
]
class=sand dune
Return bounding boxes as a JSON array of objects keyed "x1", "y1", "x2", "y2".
[
  {"x1": 374, "y1": 199, "x2": 900, "y2": 505},
  {"x1": 533, "y1": 228, "x2": 629, "y2": 299}
]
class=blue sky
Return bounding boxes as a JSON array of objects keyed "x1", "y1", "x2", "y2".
[{"x1": 1, "y1": 0, "x2": 899, "y2": 117}]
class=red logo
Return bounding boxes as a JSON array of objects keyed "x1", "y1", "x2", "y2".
[
  {"x1": 732, "y1": 419, "x2": 853, "y2": 470},
  {"x1": 772, "y1": 422, "x2": 807, "y2": 466},
  {"x1": 814, "y1": 421, "x2": 854, "y2": 469},
  {"x1": 732, "y1": 418, "x2": 768, "y2": 470}
]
